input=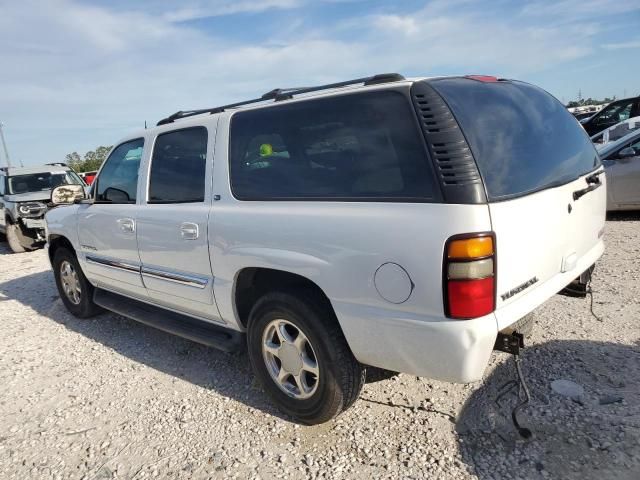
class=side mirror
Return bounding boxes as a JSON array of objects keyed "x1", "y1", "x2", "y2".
[
  {"x1": 617, "y1": 147, "x2": 637, "y2": 159},
  {"x1": 51, "y1": 184, "x2": 86, "y2": 205}
]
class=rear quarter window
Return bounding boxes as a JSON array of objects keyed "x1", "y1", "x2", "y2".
[
  {"x1": 229, "y1": 90, "x2": 437, "y2": 201},
  {"x1": 431, "y1": 78, "x2": 599, "y2": 201}
]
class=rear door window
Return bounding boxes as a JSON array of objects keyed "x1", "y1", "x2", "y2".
[
  {"x1": 229, "y1": 91, "x2": 437, "y2": 201},
  {"x1": 148, "y1": 127, "x2": 208, "y2": 203},
  {"x1": 430, "y1": 78, "x2": 599, "y2": 200}
]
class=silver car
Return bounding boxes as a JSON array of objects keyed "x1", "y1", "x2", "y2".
[{"x1": 598, "y1": 129, "x2": 640, "y2": 211}]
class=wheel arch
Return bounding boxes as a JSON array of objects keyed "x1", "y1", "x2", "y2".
[
  {"x1": 233, "y1": 267, "x2": 339, "y2": 331},
  {"x1": 48, "y1": 234, "x2": 76, "y2": 264}
]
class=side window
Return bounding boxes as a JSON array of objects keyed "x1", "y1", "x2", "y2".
[
  {"x1": 596, "y1": 101, "x2": 633, "y2": 125},
  {"x1": 0, "y1": 176, "x2": 4, "y2": 196},
  {"x1": 148, "y1": 127, "x2": 207, "y2": 204},
  {"x1": 95, "y1": 139, "x2": 144, "y2": 203},
  {"x1": 229, "y1": 91, "x2": 436, "y2": 200}
]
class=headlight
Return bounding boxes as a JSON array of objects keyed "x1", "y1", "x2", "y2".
[{"x1": 18, "y1": 202, "x2": 48, "y2": 218}]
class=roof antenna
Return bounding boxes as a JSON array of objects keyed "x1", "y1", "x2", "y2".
[{"x1": 144, "y1": 120, "x2": 147, "y2": 129}]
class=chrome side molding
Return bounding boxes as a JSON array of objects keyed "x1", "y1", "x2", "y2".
[
  {"x1": 86, "y1": 255, "x2": 141, "y2": 273},
  {"x1": 141, "y1": 266, "x2": 209, "y2": 289},
  {"x1": 85, "y1": 255, "x2": 209, "y2": 289}
]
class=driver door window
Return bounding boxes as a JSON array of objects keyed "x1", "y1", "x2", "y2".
[
  {"x1": 95, "y1": 139, "x2": 144, "y2": 203},
  {"x1": 596, "y1": 101, "x2": 633, "y2": 125}
]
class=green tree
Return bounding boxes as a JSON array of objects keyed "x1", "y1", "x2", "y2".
[
  {"x1": 65, "y1": 151, "x2": 82, "y2": 170},
  {"x1": 64, "y1": 146, "x2": 112, "y2": 172}
]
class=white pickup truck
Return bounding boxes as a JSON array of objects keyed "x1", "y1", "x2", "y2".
[{"x1": 45, "y1": 73, "x2": 606, "y2": 424}]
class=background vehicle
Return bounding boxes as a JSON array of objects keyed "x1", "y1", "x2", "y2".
[
  {"x1": 591, "y1": 116, "x2": 640, "y2": 146},
  {"x1": 45, "y1": 73, "x2": 606, "y2": 424},
  {"x1": 0, "y1": 163, "x2": 85, "y2": 253},
  {"x1": 78, "y1": 171, "x2": 98, "y2": 185},
  {"x1": 580, "y1": 96, "x2": 640, "y2": 136},
  {"x1": 597, "y1": 129, "x2": 640, "y2": 211}
]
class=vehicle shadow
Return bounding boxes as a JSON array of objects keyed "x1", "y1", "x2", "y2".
[
  {"x1": 607, "y1": 210, "x2": 640, "y2": 221},
  {"x1": 0, "y1": 268, "x2": 290, "y2": 422},
  {"x1": 456, "y1": 339, "x2": 640, "y2": 479}
]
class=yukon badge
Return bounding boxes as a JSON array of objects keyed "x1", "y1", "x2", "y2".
[{"x1": 501, "y1": 277, "x2": 538, "y2": 301}]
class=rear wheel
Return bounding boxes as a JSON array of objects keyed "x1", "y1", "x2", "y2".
[
  {"x1": 53, "y1": 247, "x2": 102, "y2": 318},
  {"x1": 6, "y1": 223, "x2": 37, "y2": 253},
  {"x1": 247, "y1": 291, "x2": 365, "y2": 424}
]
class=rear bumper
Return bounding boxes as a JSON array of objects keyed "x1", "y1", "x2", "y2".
[{"x1": 334, "y1": 303, "x2": 498, "y2": 382}]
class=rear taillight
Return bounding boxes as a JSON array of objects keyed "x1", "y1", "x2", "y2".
[{"x1": 444, "y1": 233, "x2": 496, "y2": 319}]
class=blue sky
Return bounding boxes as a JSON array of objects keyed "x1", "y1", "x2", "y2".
[{"x1": 1, "y1": 0, "x2": 639, "y2": 166}]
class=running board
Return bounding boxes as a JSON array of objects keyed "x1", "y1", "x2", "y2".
[{"x1": 93, "y1": 288, "x2": 244, "y2": 352}]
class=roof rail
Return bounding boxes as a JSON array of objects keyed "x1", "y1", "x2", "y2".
[
  {"x1": 45, "y1": 162, "x2": 68, "y2": 167},
  {"x1": 156, "y1": 73, "x2": 405, "y2": 126}
]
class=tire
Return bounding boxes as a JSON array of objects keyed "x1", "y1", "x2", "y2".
[
  {"x1": 247, "y1": 290, "x2": 365, "y2": 425},
  {"x1": 6, "y1": 223, "x2": 37, "y2": 253},
  {"x1": 52, "y1": 247, "x2": 102, "y2": 318}
]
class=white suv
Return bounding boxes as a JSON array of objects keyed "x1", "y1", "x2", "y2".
[{"x1": 45, "y1": 74, "x2": 606, "y2": 424}]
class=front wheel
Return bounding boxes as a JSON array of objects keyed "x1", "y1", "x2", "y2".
[
  {"x1": 247, "y1": 291, "x2": 365, "y2": 425},
  {"x1": 52, "y1": 248, "x2": 102, "y2": 318},
  {"x1": 6, "y1": 223, "x2": 37, "y2": 253}
]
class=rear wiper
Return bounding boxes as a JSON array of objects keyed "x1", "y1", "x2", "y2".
[{"x1": 573, "y1": 176, "x2": 602, "y2": 200}]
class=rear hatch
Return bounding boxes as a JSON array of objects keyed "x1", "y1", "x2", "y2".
[{"x1": 431, "y1": 78, "x2": 606, "y2": 329}]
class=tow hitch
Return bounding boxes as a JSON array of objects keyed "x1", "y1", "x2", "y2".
[{"x1": 493, "y1": 332, "x2": 533, "y2": 439}]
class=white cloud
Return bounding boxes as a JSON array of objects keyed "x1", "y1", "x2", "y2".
[
  {"x1": 161, "y1": 0, "x2": 301, "y2": 22},
  {"x1": 372, "y1": 15, "x2": 420, "y2": 36},
  {"x1": 603, "y1": 40, "x2": 640, "y2": 50}
]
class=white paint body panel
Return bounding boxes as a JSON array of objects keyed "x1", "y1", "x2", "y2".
[
  {"x1": 489, "y1": 171, "x2": 606, "y2": 331},
  {"x1": 209, "y1": 113, "x2": 497, "y2": 381}
]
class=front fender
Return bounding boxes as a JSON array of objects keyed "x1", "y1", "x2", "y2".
[{"x1": 45, "y1": 204, "x2": 81, "y2": 250}]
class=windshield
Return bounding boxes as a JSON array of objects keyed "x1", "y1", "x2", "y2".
[
  {"x1": 430, "y1": 78, "x2": 600, "y2": 201},
  {"x1": 7, "y1": 171, "x2": 84, "y2": 194}
]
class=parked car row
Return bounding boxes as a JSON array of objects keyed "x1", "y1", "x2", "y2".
[{"x1": 580, "y1": 95, "x2": 640, "y2": 136}]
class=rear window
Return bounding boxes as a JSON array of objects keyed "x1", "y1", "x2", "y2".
[
  {"x1": 148, "y1": 127, "x2": 207, "y2": 203},
  {"x1": 431, "y1": 79, "x2": 599, "y2": 201},
  {"x1": 229, "y1": 91, "x2": 437, "y2": 201}
]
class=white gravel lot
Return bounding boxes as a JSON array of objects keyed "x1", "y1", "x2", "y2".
[{"x1": 1, "y1": 212, "x2": 639, "y2": 480}]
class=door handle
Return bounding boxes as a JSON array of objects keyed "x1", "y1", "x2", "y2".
[
  {"x1": 117, "y1": 218, "x2": 135, "y2": 233},
  {"x1": 180, "y1": 222, "x2": 199, "y2": 240}
]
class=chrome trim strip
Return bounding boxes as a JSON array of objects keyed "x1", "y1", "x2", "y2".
[
  {"x1": 141, "y1": 266, "x2": 209, "y2": 289},
  {"x1": 85, "y1": 255, "x2": 141, "y2": 274}
]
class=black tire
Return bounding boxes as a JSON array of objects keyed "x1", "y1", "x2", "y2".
[
  {"x1": 52, "y1": 247, "x2": 102, "y2": 318},
  {"x1": 247, "y1": 290, "x2": 365, "y2": 425},
  {"x1": 6, "y1": 223, "x2": 37, "y2": 253}
]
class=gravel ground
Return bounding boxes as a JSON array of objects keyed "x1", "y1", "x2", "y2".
[{"x1": 1, "y1": 212, "x2": 639, "y2": 480}]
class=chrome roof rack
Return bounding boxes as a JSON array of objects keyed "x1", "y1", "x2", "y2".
[{"x1": 156, "y1": 73, "x2": 405, "y2": 126}]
